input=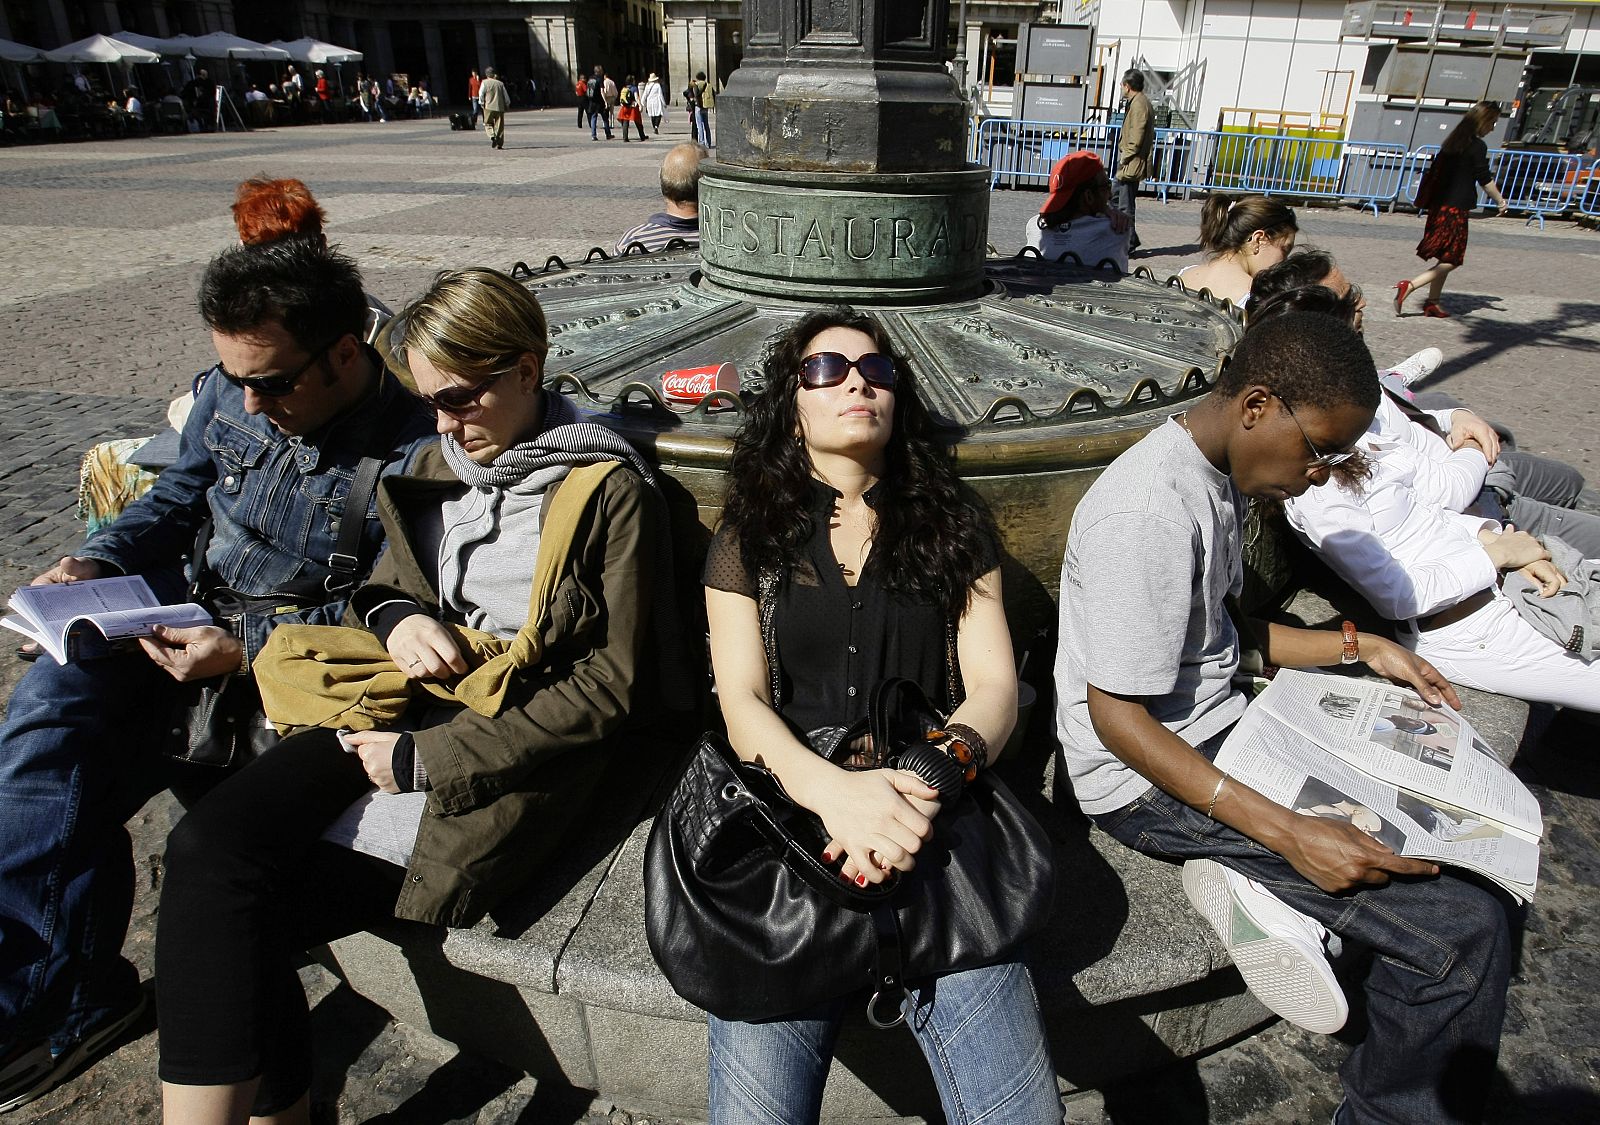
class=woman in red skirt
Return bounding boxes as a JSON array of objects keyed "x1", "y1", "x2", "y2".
[{"x1": 1395, "y1": 101, "x2": 1508, "y2": 318}]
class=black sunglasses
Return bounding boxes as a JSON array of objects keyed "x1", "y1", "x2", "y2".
[
  {"x1": 799, "y1": 351, "x2": 897, "y2": 391},
  {"x1": 413, "y1": 365, "x2": 518, "y2": 419},
  {"x1": 219, "y1": 339, "x2": 339, "y2": 397},
  {"x1": 1274, "y1": 393, "x2": 1359, "y2": 469}
]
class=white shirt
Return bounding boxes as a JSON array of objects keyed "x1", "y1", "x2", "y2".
[
  {"x1": 642, "y1": 80, "x2": 666, "y2": 117},
  {"x1": 124, "y1": 96, "x2": 142, "y2": 117},
  {"x1": 244, "y1": 89, "x2": 268, "y2": 103},
  {"x1": 1285, "y1": 395, "x2": 1499, "y2": 621},
  {"x1": 1023, "y1": 214, "x2": 1130, "y2": 273}
]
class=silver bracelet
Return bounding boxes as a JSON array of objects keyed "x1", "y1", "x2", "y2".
[{"x1": 1205, "y1": 773, "x2": 1229, "y2": 819}]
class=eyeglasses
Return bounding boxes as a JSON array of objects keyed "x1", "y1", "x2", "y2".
[
  {"x1": 798, "y1": 352, "x2": 897, "y2": 391},
  {"x1": 218, "y1": 339, "x2": 339, "y2": 397},
  {"x1": 412, "y1": 365, "x2": 517, "y2": 418},
  {"x1": 1274, "y1": 393, "x2": 1359, "y2": 469}
]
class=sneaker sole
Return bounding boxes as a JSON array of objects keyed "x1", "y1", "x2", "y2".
[
  {"x1": 1183, "y1": 859, "x2": 1348, "y2": 1035},
  {"x1": 0, "y1": 991, "x2": 147, "y2": 1114}
]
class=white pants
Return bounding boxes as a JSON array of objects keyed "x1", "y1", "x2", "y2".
[{"x1": 1400, "y1": 593, "x2": 1600, "y2": 713}]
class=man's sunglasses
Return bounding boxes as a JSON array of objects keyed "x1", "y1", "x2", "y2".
[
  {"x1": 219, "y1": 339, "x2": 339, "y2": 397},
  {"x1": 413, "y1": 365, "x2": 517, "y2": 418},
  {"x1": 799, "y1": 351, "x2": 897, "y2": 391},
  {"x1": 1274, "y1": 393, "x2": 1359, "y2": 469}
]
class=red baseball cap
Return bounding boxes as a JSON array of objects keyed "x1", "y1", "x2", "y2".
[{"x1": 1040, "y1": 151, "x2": 1108, "y2": 216}]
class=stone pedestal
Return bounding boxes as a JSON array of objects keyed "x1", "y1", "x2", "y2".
[{"x1": 698, "y1": 163, "x2": 989, "y2": 303}]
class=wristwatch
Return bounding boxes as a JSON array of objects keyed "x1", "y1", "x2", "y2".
[{"x1": 1340, "y1": 620, "x2": 1360, "y2": 665}]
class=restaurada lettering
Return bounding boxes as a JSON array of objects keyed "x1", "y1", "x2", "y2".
[{"x1": 711, "y1": 209, "x2": 981, "y2": 261}]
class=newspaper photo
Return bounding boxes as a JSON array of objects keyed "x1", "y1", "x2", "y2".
[{"x1": 1214, "y1": 672, "x2": 1542, "y2": 901}]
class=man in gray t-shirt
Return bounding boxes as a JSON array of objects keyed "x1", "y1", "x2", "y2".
[
  {"x1": 1053, "y1": 311, "x2": 1513, "y2": 1125},
  {"x1": 1056, "y1": 416, "x2": 1247, "y2": 815}
]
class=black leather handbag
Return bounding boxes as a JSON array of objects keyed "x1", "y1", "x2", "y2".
[{"x1": 644, "y1": 676, "x2": 1055, "y2": 1025}]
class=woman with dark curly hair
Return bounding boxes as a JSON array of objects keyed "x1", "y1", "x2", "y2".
[
  {"x1": 1396, "y1": 102, "x2": 1508, "y2": 318},
  {"x1": 700, "y1": 308, "x2": 1059, "y2": 1123}
]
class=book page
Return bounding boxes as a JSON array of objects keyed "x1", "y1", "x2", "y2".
[
  {"x1": 1256, "y1": 670, "x2": 1542, "y2": 838},
  {"x1": 9, "y1": 575, "x2": 160, "y2": 638},
  {"x1": 80, "y1": 603, "x2": 213, "y2": 641}
]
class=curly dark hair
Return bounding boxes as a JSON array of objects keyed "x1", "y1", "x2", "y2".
[{"x1": 721, "y1": 307, "x2": 1001, "y2": 618}]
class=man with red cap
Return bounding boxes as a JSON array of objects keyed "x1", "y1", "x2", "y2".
[{"x1": 1024, "y1": 150, "x2": 1132, "y2": 272}]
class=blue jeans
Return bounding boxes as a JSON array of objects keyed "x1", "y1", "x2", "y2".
[
  {"x1": 0, "y1": 651, "x2": 185, "y2": 1053},
  {"x1": 694, "y1": 107, "x2": 712, "y2": 147},
  {"x1": 589, "y1": 108, "x2": 611, "y2": 139},
  {"x1": 707, "y1": 960, "x2": 1059, "y2": 1125},
  {"x1": 1092, "y1": 781, "x2": 1512, "y2": 1125}
]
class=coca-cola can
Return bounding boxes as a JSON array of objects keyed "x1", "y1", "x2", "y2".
[{"x1": 661, "y1": 362, "x2": 738, "y2": 406}]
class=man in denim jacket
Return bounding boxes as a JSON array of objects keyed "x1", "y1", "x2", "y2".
[{"x1": 0, "y1": 239, "x2": 436, "y2": 1112}]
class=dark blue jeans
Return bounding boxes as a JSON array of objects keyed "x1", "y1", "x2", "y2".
[
  {"x1": 0, "y1": 651, "x2": 184, "y2": 1054},
  {"x1": 1091, "y1": 780, "x2": 1511, "y2": 1125}
]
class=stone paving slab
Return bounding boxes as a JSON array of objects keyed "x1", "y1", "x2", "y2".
[{"x1": 0, "y1": 111, "x2": 1596, "y2": 1123}]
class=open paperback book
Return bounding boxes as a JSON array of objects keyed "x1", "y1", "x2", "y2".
[
  {"x1": 1215, "y1": 669, "x2": 1542, "y2": 902},
  {"x1": 2, "y1": 575, "x2": 211, "y2": 664}
]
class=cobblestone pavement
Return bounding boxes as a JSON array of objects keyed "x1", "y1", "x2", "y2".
[{"x1": 0, "y1": 112, "x2": 1596, "y2": 1124}]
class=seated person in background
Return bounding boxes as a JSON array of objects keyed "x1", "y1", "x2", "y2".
[
  {"x1": 614, "y1": 142, "x2": 707, "y2": 254},
  {"x1": 1253, "y1": 288, "x2": 1600, "y2": 715},
  {"x1": 155, "y1": 268, "x2": 679, "y2": 1124},
  {"x1": 1175, "y1": 193, "x2": 1298, "y2": 306},
  {"x1": 0, "y1": 240, "x2": 436, "y2": 1116},
  {"x1": 244, "y1": 84, "x2": 268, "y2": 104},
  {"x1": 121, "y1": 88, "x2": 142, "y2": 121},
  {"x1": 232, "y1": 177, "x2": 393, "y2": 343},
  {"x1": 1023, "y1": 150, "x2": 1131, "y2": 271},
  {"x1": 1250, "y1": 251, "x2": 1598, "y2": 556},
  {"x1": 1056, "y1": 309, "x2": 1513, "y2": 1125}
]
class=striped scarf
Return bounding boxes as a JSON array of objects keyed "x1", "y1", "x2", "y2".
[{"x1": 439, "y1": 389, "x2": 657, "y2": 488}]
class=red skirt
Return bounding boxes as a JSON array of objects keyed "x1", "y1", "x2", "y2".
[{"x1": 1416, "y1": 205, "x2": 1469, "y2": 266}]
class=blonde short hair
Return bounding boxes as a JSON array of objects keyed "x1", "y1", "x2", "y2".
[{"x1": 396, "y1": 268, "x2": 550, "y2": 382}]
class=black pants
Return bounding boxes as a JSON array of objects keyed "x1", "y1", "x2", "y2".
[{"x1": 155, "y1": 728, "x2": 404, "y2": 1114}]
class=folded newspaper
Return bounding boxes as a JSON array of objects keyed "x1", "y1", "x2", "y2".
[{"x1": 1215, "y1": 670, "x2": 1542, "y2": 901}]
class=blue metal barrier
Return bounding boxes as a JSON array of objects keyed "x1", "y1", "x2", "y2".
[
  {"x1": 972, "y1": 118, "x2": 1121, "y2": 188},
  {"x1": 1401, "y1": 145, "x2": 1585, "y2": 229},
  {"x1": 974, "y1": 117, "x2": 1589, "y2": 223},
  {"x1": 1580, "y1": 175, "x2": 1600, "y2": 218}
]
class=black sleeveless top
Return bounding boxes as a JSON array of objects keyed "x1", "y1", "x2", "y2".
[{"x1": 703, "y1": 478, "x2": 998, "y2": 734}]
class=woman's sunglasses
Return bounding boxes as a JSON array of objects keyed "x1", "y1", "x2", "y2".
[
  {"x1": 799, "y1": 351, "x2": 897, "y2": 391},
  {"x1": 413, "y1": 365, "x2": 517, "y2": 418},
  {"x1": 218, "y1": 339, "x2": 338, "y2": 397}
]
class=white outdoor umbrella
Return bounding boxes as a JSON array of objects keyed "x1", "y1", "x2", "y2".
[
  {"x1": 0, "y1": 37, "x2": 41, "y2": 99},
  {"x1": 0, "y1": 36, "x2": 42, "y2": 63},
  {"x1": 183, "y1": 33, "x2": 291, "y2": 61},
  {"x1": 269, "y1": 38, "x2": 362, "y2": 65},
  {"x1": 43, "y1": 34, "x2": 160, "y2": 100},
  {"x1": 42, "y1": 34, "x2": 160, "y2": 65},
  {"x1": 109, "y1": 30, "x2": 192, "y2": 57}
]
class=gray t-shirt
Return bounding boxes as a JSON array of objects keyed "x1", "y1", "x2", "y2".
[{"x1": 1054, "y1": 418, "x2": 1249, "y2": 815}]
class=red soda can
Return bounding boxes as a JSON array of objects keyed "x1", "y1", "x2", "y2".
[{"x1": 661, "y1": 362, "x2": 738, "y2": 406}]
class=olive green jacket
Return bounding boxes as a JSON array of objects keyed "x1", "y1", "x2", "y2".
[
  {"x1": 1116, "y1": 90, "x2": 1154, "y2": 183},
  {"x1": 349, "y1": 443, "x2": 668, "y2": 926}
]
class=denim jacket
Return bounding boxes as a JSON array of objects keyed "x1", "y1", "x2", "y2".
[{"x1": 79, "y1": 356, "x2": 437, "y2": 669}]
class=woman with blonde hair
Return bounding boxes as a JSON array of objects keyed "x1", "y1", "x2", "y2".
[
  {"x1": 1175, "y1": 192, "x2": 1298, "y2": 306},
  {"x1": 1395, "y1": 101, "x2": 1509, "y2": 318},
  {"x1": 154, "y1": 268, "x2": 674, "y2": 1125}
]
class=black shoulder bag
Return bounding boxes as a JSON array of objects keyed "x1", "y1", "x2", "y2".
[
  {"x1": 643, "y1": 570, "x2": 1055, "y2": 1025},
  {"x1": 166, "y1": 453, "x2": 385, "y2": 769}
]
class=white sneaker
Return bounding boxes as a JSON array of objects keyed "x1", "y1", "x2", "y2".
[
  {"x1": 1182, "y1": 858, "x2": 1349, "y2": 1034},
  {"x1": 1384, "y1": 346, "x2": 1444, "y2": 388}
]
